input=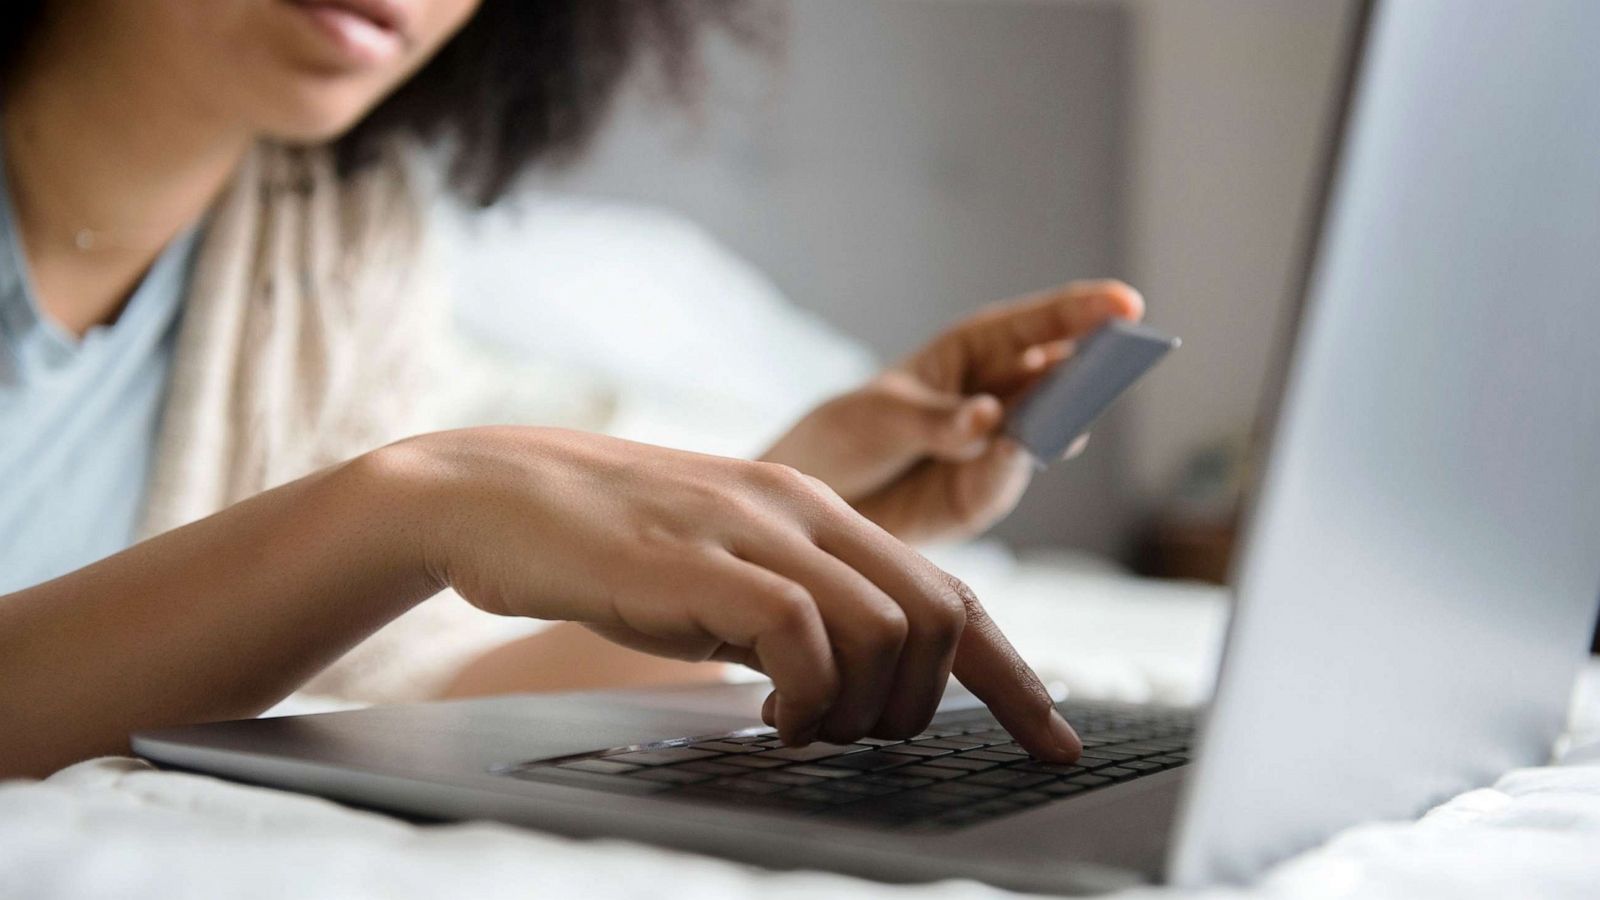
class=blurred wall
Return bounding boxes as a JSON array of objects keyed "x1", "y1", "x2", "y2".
[
  {"x1": 1120, "y1": 0, "x2": 1359, "y2": 507},
  {"x1": 541, "y1": 0, "x2": 1135, "y2": 554},
  {"x1": 537, "y1": 0, "x2": 1358, "y2": 556}
]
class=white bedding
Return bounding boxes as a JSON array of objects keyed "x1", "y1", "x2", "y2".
[
  {"x1": 8, "y1": 202, "x2": 1596, "y2": 898},
  {"x1": 3, "y1": 551, "x2": 1598, "y2": 900}
]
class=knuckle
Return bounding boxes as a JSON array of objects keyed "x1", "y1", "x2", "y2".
[
  {"x1": 758, "y1": 582, "x2": 816, "y2": 631},
  {"x1": 753, "y1": 461, "x2": 812, "y2": 495},
  {"x1": 855, "y1": 604, "x2": 909, "y2": 651},
  {"x1": 749, "y1": 463, "x2": 844, "y2": 521},
  {"x1": 801, "y1": 472, "x2": 837, "y2": 499},
  {"x1": 714, "y1": 487, "x2": 767, "y2": 525},
  {"x1": 945, "y1": 574, "x2": 982, "y2": 614},
  {"x1": 935, "y1": 574, "x2": 981, "y2": 631}
]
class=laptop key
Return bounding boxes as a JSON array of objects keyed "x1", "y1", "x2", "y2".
[
  {"x1": 783, "y1": 765, "x2": 861, "y2": 779},
  {"x1": 1066, "y1": 774, "x2": 1112, "y2": 787},
  {"x1": 717, "y1": 755, "x2": 792, "y2": 769},
  {"x1": 957, "y1": 750, "x2": 1020, "y2": 763},
  {"x1": 1098, "y1": 767, "x2": 1139, "y2": 780},
  {"x1": 962, "y1": 770, "x2": 1054, "y2": 790},
  {"x1": 749, "y1": 771, "x2": 825, "y2": 787},
  {"x1": 917, "y1": 739, "x2": 985, "y2": 750},
  {"x1": 674, "y1": 761, "x2": 749, "y2": 777},
  {"x1": 1107, "y1": 743, "x2": 1166, "y2": 754},
  {"x1": 1075, "y1": 743, "x2": 1139, "y2": 755},
  {"x1": 758, "y1": 742, "x2": 867, "y2": 762},
  {"x1": 879, "y1": 744, "x2": 953, "y2": 758},
  {"x1": 921, "y1": 756, "x2": 1000, "y2": 772},
  {"x1": 1040, "y1": 781, "x2": 1088, "y2": 796},
  {"x1": 1120, "y1": 760, "x2": 1164, "y2": 772},
  {"x1": 892, "y1": 764, "x2": 967, "y2": 780},
  {"x1": 1072, "y1": 757, "x2": 1122, "y2": 770},
  {"x1": 858, "y1": 773, "x2": 933, "y2": 789},
  {"x1": 1012, "y1": 761, "x2": 1090, "y2": 777},
  {"x1": 630, "y1": 767, "x2": 714, "y2": 785},
  {"x1": 818, "y1": 750, "x2": 918, "y2": 771},
  {"x1": 691, "y1": 741, "x2": 765, "y2": 754}
]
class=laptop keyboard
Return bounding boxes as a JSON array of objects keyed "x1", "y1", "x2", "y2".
[{"x1": 497, "y1": 700, "x2": 1193, "y2": 830}]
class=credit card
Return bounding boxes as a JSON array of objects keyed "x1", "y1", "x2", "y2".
[{"x1": 1004, "y1": 319, "x2": 1180, "y2": 466}]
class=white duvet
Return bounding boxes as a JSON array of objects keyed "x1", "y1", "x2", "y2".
[
  {"x1": 7, "y1": 201, "x2": 1596, "y2": 898},
  {"x1": 3, "y1": 553, "x2": 1596, "y2": 900}
]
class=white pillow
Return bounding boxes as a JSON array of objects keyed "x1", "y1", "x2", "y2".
[{"x1": 442, "y1": 194, "x2": 877, "y2": 456}]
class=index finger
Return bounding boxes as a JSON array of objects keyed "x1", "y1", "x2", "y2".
[
  {"x1": 949, "y1": 591, "x2": 1082, "y2": 763},
  {"x1": 967, "y1": 280, "x2": 1145, "y2": 354}
]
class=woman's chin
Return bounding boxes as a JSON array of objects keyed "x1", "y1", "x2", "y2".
[{"x1": 257, "y1": 96, "x2": 387, "y2": 145}]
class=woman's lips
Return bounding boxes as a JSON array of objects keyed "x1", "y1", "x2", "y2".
[{"x1": 288, "y1": 0, "x2": 410, "y2": 69}]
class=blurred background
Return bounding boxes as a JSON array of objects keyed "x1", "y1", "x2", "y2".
[{"x1": 440, "y1": 0, "x2": 1362, "y2": 586}]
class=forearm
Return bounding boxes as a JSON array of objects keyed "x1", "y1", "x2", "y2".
[{"x1": 0, "y1": 452, "x2": 440, "y2": 778}]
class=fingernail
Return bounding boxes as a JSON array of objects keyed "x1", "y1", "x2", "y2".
[
  {"x1": 953, "y1": 400, "x2": 992, "y2": 438},
  {"x1": 953, "y1": 404, "x2": 981, "y2": 436},
  {"x1": 1047, "y1": 710, "x2": 1083, "y2": 761}
]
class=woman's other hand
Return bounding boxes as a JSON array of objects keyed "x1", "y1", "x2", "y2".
[
  {"x1": 762, "y1": 280, "x2": 1144, "y2": 544},
  {"x1": 379, "y1": 427, "x2": 1080, "y2": 761}
]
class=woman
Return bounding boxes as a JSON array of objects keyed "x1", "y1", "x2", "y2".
[{"x1": 0, "y1": 0, "x2": 1143, "y2": 779}]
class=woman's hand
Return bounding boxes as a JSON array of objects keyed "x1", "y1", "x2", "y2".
[
  {"x1": 384, "y1": 427, "x2": 1080, "y2": 759},
  {"x1": 762, "y1": 281, "x2": 1144, "y2": 544}
]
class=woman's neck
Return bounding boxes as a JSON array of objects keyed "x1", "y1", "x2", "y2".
[{"x1": 5, "y1": 9, "x2": 253, "y2": 337}]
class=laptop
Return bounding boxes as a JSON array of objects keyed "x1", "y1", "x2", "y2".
[{"x1": 134, "y1": 1, "x2": 1600, "y2": 892}]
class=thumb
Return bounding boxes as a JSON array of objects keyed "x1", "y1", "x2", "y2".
[
  {"x1": 884, "y1": 380, "x2": 1004, "y2": 462},
  {"x1": 938, "y1": 393, "x2": 1006, "y2": 461}
]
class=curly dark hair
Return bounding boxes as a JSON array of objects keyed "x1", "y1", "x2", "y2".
[{"x1": 1, "y1": 0, "x2": 756, "y2": 205}]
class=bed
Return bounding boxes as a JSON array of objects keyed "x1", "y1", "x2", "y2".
[
  {"x1": 4, "y1": 200, "x2": 1596, "y2": 899},
  {"x1": 5, "y1": 560, "x2": 1596, "y2": 899}
]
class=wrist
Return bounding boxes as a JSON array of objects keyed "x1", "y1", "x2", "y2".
[{"x1": 336, "y1": 440, "x2": 454, "y2": 601}]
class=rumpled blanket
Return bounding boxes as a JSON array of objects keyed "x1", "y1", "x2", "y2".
[{"x1": 3, "y1": 555, "x2": 1595, "y2": 900}]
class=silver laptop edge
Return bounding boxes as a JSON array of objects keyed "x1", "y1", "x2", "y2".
[
  {"x1": 135, "y1": 0, "x2": 1600, "y2": 892},
  {"x1": 1170, "y1": 0, "x2": 1600, "y2": 884}
]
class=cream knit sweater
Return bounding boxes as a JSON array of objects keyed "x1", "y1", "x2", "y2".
[{"x1": 137, "y1": 142, "x2": 544, "y2": 704}]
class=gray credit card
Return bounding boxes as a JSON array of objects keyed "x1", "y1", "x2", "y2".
[{"x1": 1004, "y1": 319, "x2": 1180, "y2": 465}]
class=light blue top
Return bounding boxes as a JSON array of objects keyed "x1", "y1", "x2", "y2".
[{"x1": 0, "y1": 141, "x2": 198, "y2": 595}]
